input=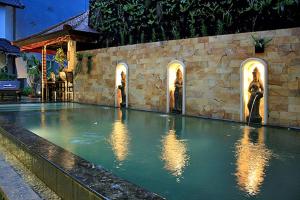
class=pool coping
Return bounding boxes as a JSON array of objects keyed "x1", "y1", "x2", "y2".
[{"x1": 0, "y1": 120, "x2": 165, "y2": 200}]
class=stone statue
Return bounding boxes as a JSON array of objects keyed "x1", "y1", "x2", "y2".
[
  {"x1": 118, "y1": 71, "x2": 126, "y2": 107},
  {"x1": 247, "y1": 67, "x2": 264, "y2": 124},
  {"x1": 174, "y1": 69, "x2": 183, "y2": 114},
  {"x1": 50, "y1": 72, "x2": 56, "y2": 82}
]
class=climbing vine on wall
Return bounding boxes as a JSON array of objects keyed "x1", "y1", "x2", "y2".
[{"x1": 89, "y1": 0, "x2": 300, "y2": 47}]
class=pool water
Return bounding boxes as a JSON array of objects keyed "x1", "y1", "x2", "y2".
[{"x1": 1, "y1": 103, "x2": 300, "y2": 200}]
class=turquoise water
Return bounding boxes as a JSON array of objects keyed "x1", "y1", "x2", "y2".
[{"x1": 1, "y1": 103, "x2": 300, "y2": 200}]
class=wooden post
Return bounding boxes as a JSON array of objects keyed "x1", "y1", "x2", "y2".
[{"x1": 41, "y1": 46, "x2": 47, "y2": 101}]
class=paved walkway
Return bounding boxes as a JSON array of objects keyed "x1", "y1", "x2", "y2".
[{"x1": 0, "y1": 155, "x2": 41, "y2": 200}]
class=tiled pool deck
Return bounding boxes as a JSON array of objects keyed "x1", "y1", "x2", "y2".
[
  {"x1": 0, "y1": 138, "x2": 61, "y2": 200},
  {"x1": 0, "y1": 155, "x2": 42, "y2": 200}
]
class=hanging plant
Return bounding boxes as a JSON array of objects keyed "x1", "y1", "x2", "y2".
[
  {"x1": 54, "y1": 48, "x2": 67, "y2": 72},
  {"x1": 86, "y1": 54, "x2": 94, "y2": 74},
  {"x1": 74, "y1": 53, "x2": 84, "y2": 77}
]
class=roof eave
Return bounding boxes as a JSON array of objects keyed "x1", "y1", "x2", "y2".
[
  {"x1": 13, "y1": 30, "x2": 71, "y2": 47},
  {"x1": 0, "y1": 2, "x2": 24, "y2": 9},
  {"x1": 0, "y1": 50, "x2": 20, "y2": 55},
  {"x1": 13, "y1": 29, "x2": 99, "y2": 49}
]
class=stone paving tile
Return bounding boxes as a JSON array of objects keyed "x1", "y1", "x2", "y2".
[
  {"x1": 0, "y1": 145, "x2": 61, "y2": 200},
  {"x1": 0, "y1": 156, "x2": 42, "y2": 200}
]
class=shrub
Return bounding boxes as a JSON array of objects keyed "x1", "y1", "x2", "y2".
[
  {"x1": 22, "y1": 86, "x2": 33, "y2": 96},
  {"x1": 89, "y1": 0, "x2": 300, "y2": 47}
]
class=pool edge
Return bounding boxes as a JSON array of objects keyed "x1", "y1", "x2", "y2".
[{"x1": 0, "y1": 123, "x2": 165, "y2": 200}]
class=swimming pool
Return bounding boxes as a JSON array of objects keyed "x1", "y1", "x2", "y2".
[{"x1": 1, "y1": 103, "x2": 299, "y2": 200}]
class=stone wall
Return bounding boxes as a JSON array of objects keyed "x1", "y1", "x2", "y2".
[{"x1": 75, "y1": 27, "x2": 300, "y2": 128}]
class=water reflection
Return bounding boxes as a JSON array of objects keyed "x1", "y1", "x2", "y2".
[
  {"x1": 161, "y1": 117, "x2": 189, "y2": 181},
  {"x1": 59, "y1": 109, "x2": 77, "y2": 151},
  {"x1": 235, "y1": 126, "x2": 272, "y2": 195},
  {"x1": 40, "y1": 105, "x2": 46, "y2": 128},
  {"x1": 36, "y1": 108, "x2": 77, "y2": 171},
  {"x1": 110, "y1": 108, "x2": 130, "y2": 163}
]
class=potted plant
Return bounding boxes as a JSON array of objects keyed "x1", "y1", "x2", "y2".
[
  {"x1": 86, "y1": 54, "x2": 94, "y2": 74},
  {"x1": 54, "y1": 48, "x2": 67, "y2": 80},
  {"x1": 251, "y1": 35, "x2": 272, "y2": 53},
  {"x1": 22, "y1": 86, "x2": 33, "y2": 97}
]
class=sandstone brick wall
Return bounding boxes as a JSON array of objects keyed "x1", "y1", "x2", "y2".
[{"x1": 75, "y1": 27, "x2": 300, "y2": 128}]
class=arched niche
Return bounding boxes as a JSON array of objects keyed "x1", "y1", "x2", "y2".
[
  {"x1": 166, "y1": 60, "x2": 186, "y2": 114},
  {"x1": 240, "y1": 58, "x2": 268, "y2": 125},
  {"x1": 115, "y1": 63, "x2": 129, "y2": 108}
]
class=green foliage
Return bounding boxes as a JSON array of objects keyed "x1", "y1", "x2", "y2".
[
  {"x1": 22, "y1": 54, "x2": 40, "y2": 79},
  {"x1": 120, "y1": 28, "x2": 126, "y2": 46},
  {"x1": 0, "y1": 71, "x2": 8, "y2": 80},
  {"x1": 171, "y1": 24, "x2": 180, "y2": 40},
  {"x1": 22, "y1": 86, "x2": 33, "y2": 96},
  {"x1": 77, "y1": 53, "x2": 84, "y2": 60},
  {"x1": 0, "y1": 69, "x2": 17, "y2": 80},
  {"x1": 188, "y1": 11, "x2": 197, "y2": 37},
  {"x1": 129, "y1": 34, "x2": 133, "y2": 44},
  {"x1": 74, "y1": 53, "x2": 94, "y2": 75},
  {"x1": 89, "y1": 0, "x2": 300, "y2": 47},
  {"x1": 151, "y1": 28, "x2": 157, "y2": 42},
  {"x1": 251, "y1": 34, "x2": 273, "y2": 48},
  {"x1": 85, "y1": 54, "x2": 94, "y2": 74},
  {"x1": 140, "y1": 31, "x2": 145, "y2": 43},
  {"x1": 22, "y1": 54, "x2": 41, "y2": 96},
  {"x1": 74, "y1": 53, "x2": 84, "y2": 77},
  {"x1": 200, "y1": 20, "x2": 208, "y2": 36},
  {"x1": 54, "y1": 48, "x2": 67, "y2": 72},
  {"x1": 161, "y1": 26, "x2": 167, "y2": 41},
  {"x1": 216, "y1": 19, "x2": 224, "y2": 35}
]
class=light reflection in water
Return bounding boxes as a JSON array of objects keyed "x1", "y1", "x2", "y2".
[
  {"x1": 110, "y1": 109, "x2": 130, "y2": 163},
  {"x1": 161, "y1": 117, "x2": 189, "y2": 181},
  {"x1": 41, "y1": 112, "x2": 46, "y2": 128},
  {"x1": 40, "y1": 105, "x2": 46, "y2": 128},
  {"x1": 37, "y1": 108, "x2": 76, "y2": 169},
  {"x1": 235, "y1": 126, "x2": 272, "y2": 196}
]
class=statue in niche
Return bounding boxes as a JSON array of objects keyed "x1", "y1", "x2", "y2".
[
  {"x1": 118, "y1": 71, "x2": 126, "y2": 107},
  {"x1": 173, "y1": 68, "x2": 183, "y2": 114},
  {"x1": 247, "y1": 67, "x2": 264, "y2": 124}
]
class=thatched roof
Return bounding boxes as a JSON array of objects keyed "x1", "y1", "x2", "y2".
[
  {"x1": 40, "y1": 11, "x2": 98, "y2": 35},
  {"x1": 13, "y1": 11, "x2": 99, "y2": 52},
  {"x1": 0, "y1": 0, "x2": 24, "y2": 8}
]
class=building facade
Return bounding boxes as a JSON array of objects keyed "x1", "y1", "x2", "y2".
[{"x1": 0, "y1": 1, "x2": 23, "y2": 80}]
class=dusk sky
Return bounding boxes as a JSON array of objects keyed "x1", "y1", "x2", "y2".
[{"x1": 16, "y1": 0, "x2": 88, "y2": 39}]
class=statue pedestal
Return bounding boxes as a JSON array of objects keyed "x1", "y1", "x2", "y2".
[
  {"x1": 59, "y1": 72, "x2": 66, "y2": 81},
  {"x1": 246, "y1": 116, "x2": 262, "y2": 124}
]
